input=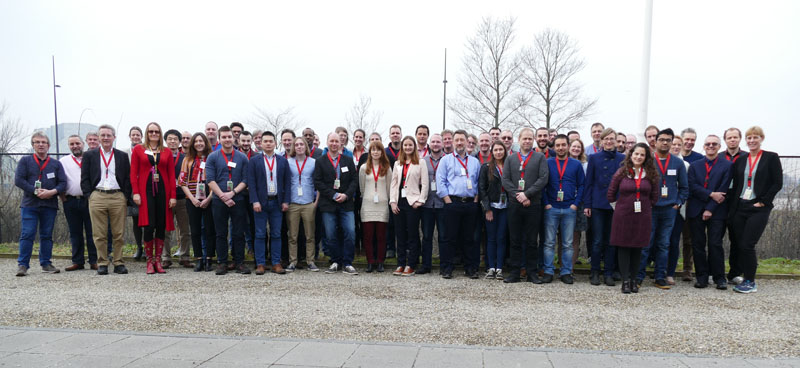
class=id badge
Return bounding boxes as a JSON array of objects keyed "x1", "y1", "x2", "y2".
[
  {"x1": 557, "y1": 190, "x2": 564, "y2": 202},
  {"x1": 333, "y1": 179, "x2": 340, "y2": 189},
  {"x1": 196, "y1": 183, "x2": 206, "y2": 199},
  {"x1": 401, "y1": 188, "x2": 407, "y2": 198},
  {"x1": 466, "y1": 180, "x2": 473, "y2": 190},
  {"x1": 153, "y1": 172, "x2": 160, "y2": 182},
  {"x1": 518, "y1": 179, "x2": 525, "y2": 191},
  {"x1": 200, "y1": 161, "x2": 206, "y2": 169},
  {"x1": 743, "y1": 187, "x2": 753, "y2": 199},
  {"x1": 661, "y1": 186, "x2": 668, "y2": 198},
  {"x1": 430, "y1": 182, "x2": 437, "y2": 191},
  {"x1": 500, "y1": 192, "x2": 507, "y2": 205},
  {"x1": 268, "y1": 182, "x2": 277, "y2": 194},
  {"x1": 297, "y1": 187, "x2": 304, "y2": 197},
  {"x1": 227, "y1": 180, "x2": 234, "y2": 191},
  {"x1": 373, "y1": 194, "x2": 380, "y2": 203},
  {"x1": 634, "y1": 200, "x2": 642, "y2": 213},
  {"x1": 34, "y1": 180, "x2": 41, "y2": 195},
  {"x1": 460, "y1": 168, "x2": 466, "y2": 176}
]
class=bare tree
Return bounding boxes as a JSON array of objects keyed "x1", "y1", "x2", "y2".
[
  {"x1": 0, "y1": 102, "x2": 25, "y2": 180},
  {"x1": 518, "y1": 28, "x2": 597, "y2": 132},
  {"x1": 449, "y1": 17, "x2": 528, "y2": 133},
  {"x1": 345, "y1": 95, "x2": 382, "y2": 134},
  {"x1": 249, "y1": 106, "x2": 302, "y2": 134},
  {"x1": 0, "y1": 102, "x2": 27, "y2": 242}
]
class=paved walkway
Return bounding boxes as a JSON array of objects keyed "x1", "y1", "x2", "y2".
[{"x1": 0, "y1": 327, "x2": 797, "y2": 368}]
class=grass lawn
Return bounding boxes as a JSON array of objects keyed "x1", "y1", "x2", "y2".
[{"x1": 2, "y1": 242, "x2": 798, "y2": 275}]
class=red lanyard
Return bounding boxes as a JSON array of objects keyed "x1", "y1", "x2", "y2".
[
  {"x1": 655, "y1": 154, "x2": 671, "y2": 186},
  {"x1": 33, "y1": 155, "x2": 50, "y2": 180},
  {"x1": 191, "y1": 157, "x2": 206, "y2": 182},
  {"x1": 518, "y1": 152, "x2": 532, "y2": 179},
  {"x1": 631, "y1": 167, "x2": 644, "y2": 200},
  {"x1": 388, "y1": 146, "x2": 399, "y2": 160},
  {"x1": 430, "y1": 157, "x2": 441, "y2": 175},
  {"x1": 704, "y1": 158, "x2": 717, "y2": 188},
  {"x1": 309, "y1": 147, "x2": 316, "y2": 157},
  {"x1": 555, "y1": 157, "x2": 568, "y2": 189},
  {"x1": 478, "y1": 152, "x2": 489, "y2": 165},
  {"x1": 71, "y1": 155, "x2": 82, "y2": 168},
  {"x1": 747, "y1": 150, "x2": 762, "y2": 188},
  {"x1": 726, "y1": 151, "x2": 741, "y2": 164},
  {"x1": 295, "y1": 156, "x2": 308, "y2": 184},
  {"x1": 354, "y1": 147, "x2": 364, "y2": 162},
  {"x1": 420, "y1": 146, "x2": 428, "y2": 158},
  {"x1": 454, "y1": 153, "x2": 469, "y2": 176},
  {"x1": 241, "y1": 149, "x2": 252, "y2": 159},
  {"x1": 221, "y1": 150, "x2": 234, "y2": 180},
  {"x1": 402, "y1": 163, "x2": 411, "y2": 187},
  {"x1": 264, "y1": 154, "x2": 275, "y2": 181},
  {"x1": 101, "y1": 149, "x2": 114, "y2": 179},
  {"x1": 372, "y1": 165, "x2": 381, "y2": 189},
  {"x1": 536, "y1": 147, "x2": 550, "y2": 158},
  {"x1": 327, "y1": 153, "x2": 341, "y2": 178}
]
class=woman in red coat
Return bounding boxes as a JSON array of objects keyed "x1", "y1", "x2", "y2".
[
  {"x1": 607, "y1": 143, "x2": 660, "y2": 294},
  {"x1": 131, "y1": 122, "x2": 176, "y2": 274}
]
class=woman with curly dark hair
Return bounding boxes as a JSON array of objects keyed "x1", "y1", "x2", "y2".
[{"x1": 607, "y1": 143, "x2": 660, "y2": 294}]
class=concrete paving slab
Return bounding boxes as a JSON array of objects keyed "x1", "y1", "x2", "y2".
[
  {"x1": 0, "y1": 329, "x2": 23, "y2": 338},
  {"x1": 413, "y1": 347, "x2": 483, "y2": 368},
  {"x1": 208, "y1": 339, "x2": 298, "y2": 364},
  {"x1": 681, "y1": 357, "x2": 756, "y2": 368},
  {"x1": 123, "y1": 357, "x2": 202, "y2": 367},
  {"x1": 343, "y1": 344, "x2": 418, "y2": 368},
  {"x1": 547, "y1": 351, "x2": 619, "y2": 368},
  {"x1": 274, "y1": 341, "x2": 358, "y2": 368},
  {"x1": 746, "y1": 359, "x2": 800, "y2": 368},
  {"x1": 0, "y1": 330, "x2": 73, "y2": 353},
  {"x1": 85, "y1": 335, "x2": 181, "y2": 358},
  {"x1": 613, "y1": 354, "x2": 690, "y2": 368},
  {"x1": 52, "y1": 355, "x2": 137, "y2": 367},
  {"x1": 26, "y1": 332, "x2": 127, "y2": 354},
  {"x1": 148, "y1": 337, "x2": 240, "y2": 361},
  {"x1": 483, "y1": 349, "x2": 552, "y2": 368},
  {"x1": 0, "y1": 352, "x2": 70, "y2": 367}
]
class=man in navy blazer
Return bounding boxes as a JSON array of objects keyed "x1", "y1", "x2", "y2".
[
  {"x1": 247, "y1": 131, "x2": 292, "y2": 275},
  {"x1": 687, "y1": 135, "x2": 732, "y2": 290}
]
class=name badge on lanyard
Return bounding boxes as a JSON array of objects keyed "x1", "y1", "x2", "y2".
[
  {"x1": 557, "y1": 190, "x2": 564, "y2": 202},
  {"x1": 227, "y1": 180, "x2": 234, "y2": 191},
  {"x1": 460, "y1": 168, "x2": 466, "y2": 176},
  {"x1": 500, "y1": 192, "x2": 507, "y2": 205},
  {"x1": 268, "y1": 182, "x2": 276, "y2": 194},
  {"x1": 518, "y1": 179, "x2": 525, "y2": 191},
  {"x1": 297, "y1": 187, "x2": 304, "y2": 197},
  {"x1": 34, "y1": 180, "x2": 42, "y2": 195},
  {"x1": 634, "y1": 200, "x2": 642, "y2": 213},
  {"x1": 196, "y1": 182, "x2": 206, "y2": 199},
  {"x1": 333, "y1": 179, "x2": 340, "y2": 190},
  {"x1": 743, "y1": 187, "x2": 753, "y2": 199},
  {"x1": 661, "y1": 186, "x2": 668, "y2": 198},
  {"x1": 373, "y1": 194, "x2": 380, "y2": 203},
  {"x1": 401, "y1": 188, "x2": 407, "y2": 198},
  {"x1": 466, "y1": 180, "x2": 473, "y2": 190},
  {"x1": 430, "y1": 181, "x2": 437, "y2": 191}
]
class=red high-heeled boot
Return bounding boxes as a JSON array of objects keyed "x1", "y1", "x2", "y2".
[
  {"x1": 144, "y1": 240, "x2": 155, "y2": 274},
  {"x1": 154, "y1": 238, "x2": 167, "y2": 274}
]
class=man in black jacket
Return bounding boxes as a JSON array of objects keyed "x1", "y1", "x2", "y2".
[
  {"x1": 314, "y1": 132, "x2": 358, "y2": 275},
  {"x1": 80, "y1": 124, "x2": 132, "y2": 275}
]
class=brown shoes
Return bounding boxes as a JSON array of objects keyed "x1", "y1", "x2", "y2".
[
  {"x1": 179, "y1": 260, "x2": 195, "y2": 268},
  {"x1": 90, "y1": 264, "x2": 98, "y2": 270},
  {"x1": 65, "y1": 264, "x2": 84, "y2": 271},
  {"x1": 255, "y1": 265, "x2": 267, "y2": 275},
  {"x1": 272, "y1": 264, "x2": 286, "y2": 274}
]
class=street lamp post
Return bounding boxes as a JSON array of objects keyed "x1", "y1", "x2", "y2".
[
  {"x1": 52, "y1": 56, "x2": 61, "y2": 154},
  {"x1": 442, "y1": 48, "x2": 447, "y2": 131}
]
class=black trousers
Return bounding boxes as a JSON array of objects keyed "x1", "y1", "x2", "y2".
[
  {"x1": 689, "y1": 216, "x2": 726, "y2": 283},
  {"x1": 186, "y1": 199, "x2": 215, "y2": 259},
  {"x1": 441, "y1": 201, "x2": 479, "y2": 273},
  {"x1": 143, "y1": 178, "x2": 167, "y2": 241},
  {"x1": 617, "y1": 247, "x2": 642, "y2": 282},
  {"x1": 395, "y1": 199, "x2": 421, "y2": 269},
  {"x1": 507, "y1": 201, "x2": 541, "y2": 276},
  {"x1": 726, "y1": 220, "x2": 741, "y2": 279},
  {"x1": 731, "y1": 201, "x2": 771, "y2": 281},
  {"x1": 212, "y1": 199, "x2": 246, "y2": 265}
]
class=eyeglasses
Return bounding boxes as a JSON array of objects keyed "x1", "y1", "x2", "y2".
[
  {"x1": 657, "y1": 138, "x2": 672, "y2": 143},
  {"x1": 33, "y1": 141, "x2": 48, "y2": 145},
  {"x1": 147, "y1": 130, "x2": 160, "y2": 134},
  {"x1": 704, "y1": 142, "x2": 720, "y2": 147}
]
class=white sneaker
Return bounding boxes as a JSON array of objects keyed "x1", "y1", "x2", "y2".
[
  {"x1": 495, "y1": 269, "x2": 504, "y2": 280},
  {"x1": 325, "y1": 262, "x2": 339, "y2": 274},
  {"x1": 485, "y1": 268, "x2": 496, "y2": 279},
  {"x1": 343, "y1": 265, "x2": 358, "y2": 275}
]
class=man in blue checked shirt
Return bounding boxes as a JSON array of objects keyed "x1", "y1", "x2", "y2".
[
  {"x1": 435, "y1": 129, "x2": 481, "y2": 280},
  {"x1": 542, "y1": 135, "x2": 585, "y2": 285}
]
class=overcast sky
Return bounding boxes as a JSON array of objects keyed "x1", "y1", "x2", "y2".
[{"x1": 1, "y1": 0, "x2": 798, "y2": 154}]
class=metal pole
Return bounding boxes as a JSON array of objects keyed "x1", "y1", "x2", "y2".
[
  {"x1": 636, "y1": 0, "x2": 654, "y2": 142},
  {"x1": 442, "y1": 48, "x2": 448, "y2": 131},
  {"x1": 52, "y1": 56, "x2": 60, "y2": 154}
]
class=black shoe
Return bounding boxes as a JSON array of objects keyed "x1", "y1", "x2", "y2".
[
  {"x1": 97, "y1": 266, "x2": 109, "y2": 275},
  {"x1": 503, "y1": 275, "x2": 521, "y2": 283},
  {"x1": 612, "y1": 271, "x2": 622, "y2": 281},
  {"x1": 194, "y1": 259, "x2": 204, "y2": 272},
  {"x1": 416, "y1": 268, "x2": 430, "y2": 275},
  {"x1": 442, "y1": 270, "x2": 453, "y2": 279},
  {"x1": 365, "y1": 264, "x2": 375, "y2": 273},
  {"x1": 631, "y1": 281, "x2": 640, "y2": 293},
  {"x1": 527, "y1": 274, "x2": 542, "y2": 284},
  {"x1": 716, "y1": 281, "x2": 728, "y2": 290},
  {"x1": 467, "y1": 270, "x2": 479, "y2": 279},
  {"x1": 622, "y1": 281, "x2": 631, "y2": 294},
  {"x1": 133, "y1": 245, "x2": 143, "y2": 261},
  {"x1": 694, "y1": 281, "x2": 708, "y2": 288},
  {"x1": 235, "y1": 264, "x2": 251, "y2": 274},
  {"x1": 654, "y1": 279, "x2": 672, "y2": 289},
  {"x1": 590, "y1": 271, "x2": 601, "y2": 286},
  {"x1": 604, "y1": 276, "x2": 616, "y2": 286},
  {"x1": 113, "y1": 265, "x2": 128, "y2": 274},
  {"x1": 541, "y1": 274, "x2": 554, "y2": 283},
  {"x1": 560, "y1": 274, "x2": 574, "y2": 284},
  {"x1": 215, "y1": 264, "x2": 227, "y2": 275},
  {"x1": 376, "y1": 263, "x2": 385, "y2": 273},
  {"x1": 204, "y1": 260, "x2": 214, "y2": 272}
]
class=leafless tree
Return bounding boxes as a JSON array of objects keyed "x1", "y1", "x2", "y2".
[
  {"x1": 518, "y1": 28, "x2": 597, "y2": 132},
  {"x1": 345, "y1": 95, "x2": 382, "y2": 134},
  {"x1": 449, "y1": 17, "x2": 528, "y2": 133},
  {"x1": 249, "y1": 106, "x2": 302, "y2": 135},
  {"x1": 0, "y1": 102, "x2": 27, "y2": 242},
  {"x1": 0, "y1": 102, "x2": 25, "y2": 181}
]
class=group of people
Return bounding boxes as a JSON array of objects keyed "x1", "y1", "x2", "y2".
[{"x1": 14, "y1": 120, "x2": 783, "y2": 294}]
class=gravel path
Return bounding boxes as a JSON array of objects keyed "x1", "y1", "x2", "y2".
[{"x1": 2, "y1": 258, "x2": 798, "y2": 358}]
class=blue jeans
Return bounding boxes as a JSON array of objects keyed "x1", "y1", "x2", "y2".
[
  {"x1": 253, "y1": 199, "x2": 283, "y2": 266},
  {"x1": 484, "y1": 207, "x2": 507, "y2": 270},
  {"x1": 667, "y1": 213, "x2": 684, "y2": 277},
  {"x1": 543, "y1": 207, "x2": 576, "y2": 276},
  {"x1": 638, "y1": 205, "x2": 677, "y2": 281},
  {"x1": 420, "y1": 207, "x2": 445, "y2": 271},
  {"x1": 322, "y1": 209, "x2": 355, "y2": 266},
  {"x1": 18, "y1": 207, "x2": 58, "y2": 268},
  {"x1": 63, "y1": 197, "x2": 97, "y2": 265},
  {"x1": 590, "y1": 208, "x2": 616, "y2": 276}
]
